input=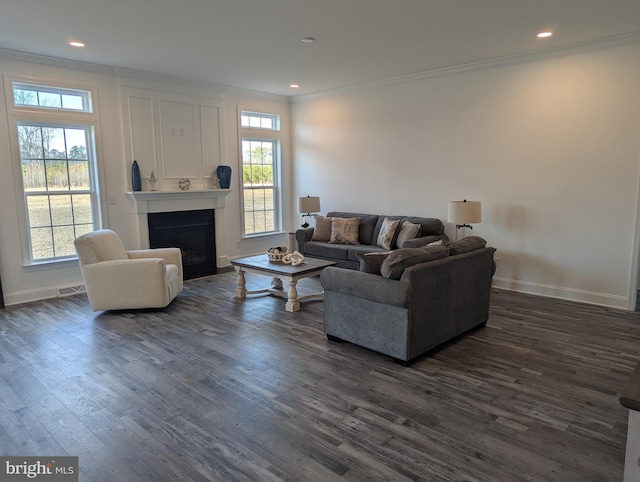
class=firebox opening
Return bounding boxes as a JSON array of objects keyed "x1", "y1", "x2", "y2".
[{"x1": 148, "y1": 209, "x2": 217, "y2": 280}]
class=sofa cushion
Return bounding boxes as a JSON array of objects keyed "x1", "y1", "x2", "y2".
[
  {"x1": 380, "y1": 245, "x2": 450, "y2": 280},
  {"x1": 395, "y1": 221, "x2": 421, "y2": 249},
  {"x1": 377, "y1": 217, "x2": 400, "y2": 250},
  {"x1": 304, "y1": 242, "x2": 350, "y2": 260},
  {"x1": 327, "y1": 212, "x2": 379, "y2": 245},
  {"x1": 312, "y1": 215, "x2": 332, "y2": 241},
  {"x1": 446, "y1": 236, "x2": 487, "y2": 255},
  {"x1": 330, "y1": 217, "x2": 360, "y2": 245},
  {"x1": 356, "y1": 251, "x2": 390, "y2": 275}
]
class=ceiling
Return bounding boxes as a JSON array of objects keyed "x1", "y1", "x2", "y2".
[{"x1": 1, "y1": 0, "x2": 639, "y2": 97}]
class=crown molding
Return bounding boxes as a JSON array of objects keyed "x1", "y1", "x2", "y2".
[
  {"x1": 292, "y1": 31, "x2": 640, "y2": 102},
  {"x1": 0, "y1": 48, "x2": 290, "y2": 103}
]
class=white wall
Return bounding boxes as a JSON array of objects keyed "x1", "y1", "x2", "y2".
[
  {"x1": 292, "y1": 41, "x2": 640, "y2": 309},
  {"x1": 0, "y1": 54, "x2": 291, "y2": 306}
]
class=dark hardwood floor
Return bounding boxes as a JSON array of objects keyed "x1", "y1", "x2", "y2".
[{"x1": 1, "y1": 272, "x2": 639, "y2": 481}]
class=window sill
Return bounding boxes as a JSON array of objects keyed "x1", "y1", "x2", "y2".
[{"x1": 24, "y1": 257, "x2": 79, "y2": 270}]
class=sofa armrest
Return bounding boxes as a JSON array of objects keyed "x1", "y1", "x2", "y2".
[
  {"x1": 320, "y1": 266, "x2": 409, "y2": 307},
  {"x1": 402, "y1": 233, "x2": 449, "y2": 249},
  {"x1": 295, "y1": 228, "x2": 314, "y2": 254},
  {"x1": 128, "y1": 247, "x2": 183, "y2": 278}
]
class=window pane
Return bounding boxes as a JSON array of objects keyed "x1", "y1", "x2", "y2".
[
  {"x1": 27, "y1": 196, "x2": 51, "y2": 227},
  {"x1": 53, "y1": 226, "x2": 76, "y2": 257},
  {"x1": 39, "y1": 92, "x2": 62, "y2": 108},
  {"x1": 66, "y1": 129, "x2": 87, "y2": 159},
  {"x1": 18, "y1": 125, "x2": 43, "y2": 159},
  {"x1": 72, "y1": 194, "x2": 93, "y2": 224},
  {"x1": 69, "y1": 161, "x2": 90, "y2": 189},
  {"x1": 74, "y1": 223, "x2": 94, "y2": 238},
  {"x1": 15, "y1": 89, "x2": 38, "y2": 106},
  {"x1": 45, "y1": 160, "x2": 69, "y2": 191},
  {"x1": 61, "y1": 94, "x2": 84, "y2": 110},
  {"x1": 43, "y1": 127, "x2": 66, "y2": 159},
  {"x1": 31, "y1": 227, "x2": 54, "y2": 259},
  {"x1": 50, "y1": 195, "x2": 73, "y2": 225},
  {"x1": 22, "y1": 159, "x2": 46, "y2": 191}
]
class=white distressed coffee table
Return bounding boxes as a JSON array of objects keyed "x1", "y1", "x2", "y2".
[{"x1": 231, "y1": 254, "x2": 337, "y2": 312}]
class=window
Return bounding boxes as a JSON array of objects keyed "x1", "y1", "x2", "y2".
[
  {"x1": 241, "y1": 111, "x2": 279, "y2": 130},
  {"x1": 13, "y1": 82, "x2": 92, "y2": 112},
  {"x1": 11, "y1": 82, "x2": 100, "y2": 262},
  {"x1": 242, "y1": 138, "x2": 279, "y2": 235}
]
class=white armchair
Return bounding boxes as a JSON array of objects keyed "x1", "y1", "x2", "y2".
[{"x1": 74, "y1": 229, "x2": 183, "y2": 311}]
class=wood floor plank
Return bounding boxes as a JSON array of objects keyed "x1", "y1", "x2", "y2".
[{"x1": 0, "y1": 274, "x2": 639, "y2": 480}]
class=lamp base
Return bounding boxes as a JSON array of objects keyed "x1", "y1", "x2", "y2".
[{"x1": 301, "y1": 222, "x2": 309, "y2": 229}]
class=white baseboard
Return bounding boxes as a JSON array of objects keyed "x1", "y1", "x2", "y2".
[{"x1": 493, "y1": 277, "x2": 630, "y2": 310}]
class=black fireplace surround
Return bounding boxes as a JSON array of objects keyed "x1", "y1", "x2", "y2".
[{"x1": 148, "y1": 209, "x2": 217, "y2": 280}]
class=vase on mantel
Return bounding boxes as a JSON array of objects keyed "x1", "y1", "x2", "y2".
[
  {"x1": 131, "y1": 160, "x2": 142, "y2": 192},
  {"x1": 217, "y1": 165, "x2": 232, "y2": 189}
]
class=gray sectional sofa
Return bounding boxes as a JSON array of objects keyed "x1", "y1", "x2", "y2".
[
  {"x1": 320, "y1": 236, "x2": 496, "y2": 365},
  {"x1": 295, "y1": 211, "x2": 448, "y2": 270}
]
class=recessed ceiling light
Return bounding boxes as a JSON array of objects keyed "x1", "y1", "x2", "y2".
[
  {"x1": 69, "y1": 40, "x2": 85, "y2": 47},
  {"x1": 289, "y1": 84, "x2": 300, "y2": 89},
  {"x1": 301, "y1": 37, "x2": 316, "y2": 43},
  {"x1": 537, "y1": 31, "x2": 553, "y2": 38}
]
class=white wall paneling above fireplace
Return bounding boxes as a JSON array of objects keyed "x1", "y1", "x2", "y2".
[{"x1": 122, "y1": 86, "x2": 226, "y2": 192}]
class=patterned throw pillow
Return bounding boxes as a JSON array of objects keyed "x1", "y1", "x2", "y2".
[
  {"x1": 376, "y1": 217, "x2": 400, "y2": 250},
  {"x1": 395, "y1": 221, "x2": 421, "y2": 249},
  {"x1": 311, "y1": 215, "x2": 332, "y2": 242},
  {"x1": 329, "y1": 217, "x2": 360, "y2": 245}
]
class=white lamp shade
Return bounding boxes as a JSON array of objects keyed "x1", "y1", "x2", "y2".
[
  {"x1": 448, "y1": 200, "x2": 481, "y2": 224},
  {"x1": 298, "y1": 196, "x2": 321, "y2": 214}
]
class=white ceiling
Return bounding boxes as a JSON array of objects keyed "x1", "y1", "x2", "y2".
[{"x1": 1, "y1": 0, "x2": 639, "y2": 97}]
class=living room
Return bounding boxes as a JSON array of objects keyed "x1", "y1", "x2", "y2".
[{"x1": 1, "y1": 1, "x2": 640, "y2": 480}]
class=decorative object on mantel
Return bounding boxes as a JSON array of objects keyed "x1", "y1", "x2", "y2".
[
  {"x1": 178, "y1": 178, "x2": 191, "y2": 191},
  {"x1": 298, "y1": 195, "x2": 321, "y2": 228},
  {"x1": 149, "y1": 171, "x2": 158, "y2": 191},
  {"x1": 267, "y1": 246, "x2": 288, "y2": 262},
  {"x1": 131, "y1": 160, "x2": 142, "y2": 192},
  {"x1": 217, "y1": 165, "x2": 232, "y2": 189},
  {"x1": 448, "y1": 199, "x2": 481, "y2": 240}
]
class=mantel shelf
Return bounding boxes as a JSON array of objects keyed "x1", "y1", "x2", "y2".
[{"x1": 126, "y1": 189, "x2": 232, "y2": 214}]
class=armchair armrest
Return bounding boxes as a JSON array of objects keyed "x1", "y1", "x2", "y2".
[
  {"x1": 128, "y1": 247, "x2": 183, "y2": 277},
  {"x1": 320, "y1": 266, "x2": 409, "y2": 307},
  {"x1": 83, "y1": 258, "x2": 169, "y2": 293}
]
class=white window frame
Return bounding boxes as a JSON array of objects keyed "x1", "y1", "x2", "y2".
[
  {"x1": 239, "y1": 110, "x2": 282, "y2": 238},
  {"x1": 6, "y1": 78, "x2": 103, "y2": 266}
]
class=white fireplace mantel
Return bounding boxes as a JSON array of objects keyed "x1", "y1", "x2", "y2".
[
  {"x1": 126, "y1": 189, "x2": 232, "y2": 214},
  {"x1": 126, "y1": 189, "x2": 232, "y2": 266}
]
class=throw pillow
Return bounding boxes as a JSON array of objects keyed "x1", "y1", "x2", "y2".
[
  {"x1": 311, "y1": 215, "x2": 332, "y2": 242},
  {"x1": 380, "y1": 245, "x2": 450, "y2": 280},
  {"x1": 376, "y1": 217, "x2": 400, "y2": 250},
  {"x1": 445, "y1": 236, "x2": 487, "y2": 255},
  {"x1": 356, "y1": 251, "x2": 390, "y2": 275},
  {"x1": 329, "y1": 217, "x2": 360, "y2": 245},
  {"x1": 395, "y1": 221, "x2": 421, "y2": 249}
]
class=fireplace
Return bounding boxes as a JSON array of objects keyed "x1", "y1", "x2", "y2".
[{"x1": 148, "y1": 209, "x2": 217, "y2": 280}]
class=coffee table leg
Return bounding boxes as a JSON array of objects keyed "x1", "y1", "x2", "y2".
[
  {"x1": 235, "y1": 268, "x2": 247, "y2": 299},
  {"x1": 285, "y1": 280, "x2": 301, "y2": 312}
]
